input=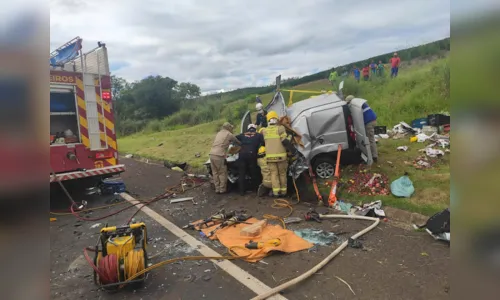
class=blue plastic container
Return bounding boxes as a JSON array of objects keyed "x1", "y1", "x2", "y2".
[
  {"x1": 411, "y1": 118, "x2": 428, "y2": 129},
  {"x1": 101, "y1": 177, "x2": 126, "y2": 194}
]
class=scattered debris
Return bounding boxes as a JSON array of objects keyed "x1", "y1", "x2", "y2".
[
  {"x1": 283, "y1": 217, "x2": 302, "y2": 224},
  {"x1": 390, "y1": 173, "x2": 415, "y2": 198},
  {"x1": 413, "y1": 155, "x2": 440, "y2": 169},
  {"x1": 344, "y1": 167, "x2": 390, "y2": 196},
  {"x1": 50, "y1": 218, "x2": 57, "y2": 222},
  {"x1": 421, "y1": 252, "x2": 429, "y2": 256},
  {"x1": 352, "y1": 200, "x2": 386, "y2": 217},
  {"x1": 124, "y1": 154, "x2": 133, "y2": 158},
  {"x1": 170, "y1": 197, "x2": 195, "y2": 204},
  {"x1": 202, "y1": 274, "x2": 212, "y2": 281},
  {"x1": 90, "y1": 223, "x2": 102, "y2": 229},
  {"x1": 158, "y1": 143, "x2": 164, "y2": 147},
  {"x1": 348, "y1": 237, "x2": 363, "y2": 249},
  {"x1": 375, "y1": 134, "x2": 389, "y2": 139},
  {"x1": 294, "y1": 229, "x2": 340, "y2": 246},
  {"x1": 397, "y1": 146, "x2": 408, "y2": 151},
  {"x1": 195, "y1": 153, "x2": 201, "y2": 158},
  {"x1": 335, "y1": 275, "x2": 356, "y2": 295},
  {"x1": 425, "y1": 148, "x2": 445, "y2": 158},
  {"x1": 204, "y1": 269, "x2": 211, "y2": 273}
]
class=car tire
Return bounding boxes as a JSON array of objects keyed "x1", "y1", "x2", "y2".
[{"x1": 312, "y1": 156, "x2": 336, "y2": 179}]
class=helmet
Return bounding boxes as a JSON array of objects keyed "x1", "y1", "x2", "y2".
[
  {"x1": 258, "y1": 146, "x2": 266, "y2": 155},
  {"x1": 266, "y1": 110, "x2": 279, "y2": 122},
  {"x1": 247, "y1": 124, "x2": 257, "y2": 131},
  {"x1": 256, "y1": 103, "x2": 263, "y2": 111}
]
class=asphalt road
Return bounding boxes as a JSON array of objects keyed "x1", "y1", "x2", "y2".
[{"x1": 50, "y1": 157, "x2": 450, "y2": 299}]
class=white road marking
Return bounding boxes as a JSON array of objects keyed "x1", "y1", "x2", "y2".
[{"x1": 121, "y1": 192, "x2": 287, "y2": 300}]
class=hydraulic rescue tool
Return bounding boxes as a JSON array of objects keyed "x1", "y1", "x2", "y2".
[
  {"x1": 87, "y1": 222, "x2": 148, "y2": 289},
  {"x1": 245, "y1": 238, "x2": 282, "y2": 249},
  {"x1": 206, "y1": 213, "x2": 252, "y2": 237},
  {"x1": 182, "y1": 209, "x2": 236, "y2": 230}
]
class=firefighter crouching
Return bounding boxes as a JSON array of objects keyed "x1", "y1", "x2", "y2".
[
  {"x1": 260, "y1": 111, "x2": 297, "y2": 197},
  {"x1": 209, "y1": 122, "x2": 241, "y2": 194}
]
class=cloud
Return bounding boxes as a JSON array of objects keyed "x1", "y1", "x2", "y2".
[{"x1": 50, "y1": 0, "x2": 452, "y2": 92}]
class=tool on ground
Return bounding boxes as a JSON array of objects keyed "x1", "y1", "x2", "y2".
[
  {"x1": 84, "y1": 222, "x2": 148, "y2": 290},
  {"x1": 304, "y1": 210, "x2": 322, "y2": 223},
  {"x1": 170, "y1": 197, "x2": 197, "y2": 205},
  {"x1": 245, "y1": 238, "x2": 282, "y2": 249},
  {"x1": 207, "y1": 213, "x2": 252, "y2": 237},
  {"x1": 182, "y1": 209, "x2": 236, "y2": 230},
  {"x1": 308, "y1": 165, "x2": 325, "y2": 206},
  {"x1": 327, "y1": 144, "x2": 342, "y2": 207}
]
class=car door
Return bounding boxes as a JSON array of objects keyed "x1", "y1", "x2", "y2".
[
  {"x1": 240, "y1": 110, "x2": 252, "y2": 134},
  {"x1": 265, "y1": 92, "x2": 287, "y2": 118},
  {"x1": 348, "y1": 98, "x2": 374, "y2": 165}
]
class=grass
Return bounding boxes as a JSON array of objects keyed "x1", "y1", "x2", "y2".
[{"x1": 118, "y1": 57, "x2": 450, "y2": 215}]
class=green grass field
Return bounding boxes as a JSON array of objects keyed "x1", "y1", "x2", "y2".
[{"x1": 119, "y1": 57, "x2": 450, "y2": 215}]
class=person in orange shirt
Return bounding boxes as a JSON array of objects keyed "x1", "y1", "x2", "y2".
[
  {"x1": 390, "y1": 52, "x2": 401, "y2": 78},
  {"x1": 362, "y1": 65, "x2": 370, "y2": 81}
]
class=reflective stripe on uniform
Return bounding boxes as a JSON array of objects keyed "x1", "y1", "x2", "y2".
[
  {"x1": 363, "y1": 106, "x2": 371, "y2": 112},
  {"x1": 267, "y1": 153, "x2": 287, "y2": 159}
]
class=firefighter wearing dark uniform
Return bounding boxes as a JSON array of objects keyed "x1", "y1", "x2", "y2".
[
  {"x1": 235, "y1": 124, "x2": 264, "y2": 196},
  {"x1": 260, "y1": 111, "x2": 289, "y2": 197}
]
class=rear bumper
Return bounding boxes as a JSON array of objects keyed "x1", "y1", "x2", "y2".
[{"x1": 49, "y1": 164, "x2": 126, "y2": 183}]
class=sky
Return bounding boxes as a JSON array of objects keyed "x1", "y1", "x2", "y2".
[{"x1": 50, "y1": 0, "x2": 453, "y2": 93}]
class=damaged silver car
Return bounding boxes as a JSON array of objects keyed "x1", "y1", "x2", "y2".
[{"x1": 205, "y1": 80, "x2": 374, "y2": 185}]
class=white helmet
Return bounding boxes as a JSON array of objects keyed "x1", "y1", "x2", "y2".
[
  {"x1": 247, "y1": 124, "x2": 257, "y2": 131},
  {"x1": 256, "y1": 103, "x2": 263, "y2": 111}
]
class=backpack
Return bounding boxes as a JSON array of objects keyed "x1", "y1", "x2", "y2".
[{"x1": 417, "y1": 208, "x2": 450, "y2": 235}]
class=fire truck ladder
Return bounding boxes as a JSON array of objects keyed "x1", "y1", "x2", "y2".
[{"x1": 79, "y1": 46, "x2": 108, "y2": 150}]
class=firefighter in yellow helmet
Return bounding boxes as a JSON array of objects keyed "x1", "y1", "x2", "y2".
[{"x1": 260, "y1": 111, "x2": 296, "y2": 197}]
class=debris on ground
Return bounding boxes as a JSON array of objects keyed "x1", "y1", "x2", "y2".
[
  {"x1": 90, "y1": 223, "x2": 102, "y2": 229},
  {"x1": 294, "y1": 228, "x2": 340, "y2": 246},
  {"x1": 413, "y1": 155, "x2": 440, "y2": 169},
  {"x1": 425, "y1": 148, "x2": 445, "y2": 158},
  {"x1": 172, "y1": 166, "x2": 184, "y2": 172},
  {"x1": 390, "y1": 174, "x2": 415, "y2": 198},
  {"x1": 332, "y1": 200, "x2": 353, "y2": 214},
  {"x1": 170, "y1": 197, "x2": 195, "y2": 204},
  {"x1": 124, "y1": 154, "x2": 133, "y2": 158},
  {"x1": 343, "y1": 167, "x2": 390, "y2": 196},
  {"x1": 283, "y1": 217, "x2": 302, "y2": 224},
  {"x1": 348, "y1": 237, "x2": 363, "y2": 249},
  {"x1": 352, "y1": 200, "x2": 385, "y2": 217},
  {"x1": 397, "y1": 146, "x2": 409, "y2": 151}
]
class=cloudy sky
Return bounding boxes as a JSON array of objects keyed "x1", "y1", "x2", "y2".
[{"x1": 50, "y1": 0, "x2": 452, "y2": 93}]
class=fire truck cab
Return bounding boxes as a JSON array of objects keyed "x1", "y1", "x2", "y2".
[{"x1": 50, "y1": 37, "x2": 125, "y2": 183}]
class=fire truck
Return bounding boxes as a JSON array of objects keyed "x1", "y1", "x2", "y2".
[{"x1": 50, "y1": 37, "x2": 125, "y2": 183}]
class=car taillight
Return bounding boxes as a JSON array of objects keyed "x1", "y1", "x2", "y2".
[
  {"x1": 94, "y1": 150, "x2": 113, "y2": 159},
  {"x1": 347, "y1": 115, "x2": 357, "y2": 141}
]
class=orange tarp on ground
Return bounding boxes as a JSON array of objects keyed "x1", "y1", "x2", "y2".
[{"x1": 200, "y1": 218, "x2": 313, "y2": 262}]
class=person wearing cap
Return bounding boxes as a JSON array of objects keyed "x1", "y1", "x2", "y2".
[
  {"x1": 390, "y1": 52, "x2": 401, "y2": 78},
  {"x1": 257, "y1": 128, "x2": 272, "y2": 197},
  {"x1": 255, "y1": 103, "x2": 268, "y2": 128},
  {"x1": 235, "y1": 124, "x2": 264, "y2": 195},
  {"x1": 345, "y1": 95, "x2": 378, "y2": 163},
  {"x1": 260, "y1": 111, "x2": 297, "y2": 197},
  {"x1": 209, "y1": 122, "x2": 241, "y2": 194}
]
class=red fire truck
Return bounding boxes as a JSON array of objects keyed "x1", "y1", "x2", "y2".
[{"x1": 50, "y1": 37, "x2": 125, "y2": 183}]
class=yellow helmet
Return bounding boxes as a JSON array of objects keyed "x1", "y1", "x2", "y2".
[
  {"x1": 266, "y1": 110, "x2": 279, "y2": 122},
  {"x1": 258, "y1": 146, "x2": 266, "y2": 155}
]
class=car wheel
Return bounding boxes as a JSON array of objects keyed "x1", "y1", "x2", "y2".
[{"x1": 313, "y1": 157, "x2": 336, "y2": 179}]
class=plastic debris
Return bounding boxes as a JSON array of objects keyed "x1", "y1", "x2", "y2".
[
  {"x1": 425, "y1": 148, "x2": 445, "y2": 158},
  {"x1": 390, "y1": 174, "x2": 415, "y2": 198},
  {"x1": 294, "y1": 229, "x2": 340, "y2": 246},
  {"x1": 397, "y1": 146, "x2": 408, "y2": 151},
  {"x1": 171, "y1": 166, "x2": 184, "y2": 172},
  {"x1": 124, "y1": 154, "x2": 133, "y2": 158},
  {"x1": 283, "y1": 217, "x2": 302, "y2": 224},
  {"x1": 348, "y1": 237, "x2": 363, "y2": 249},
  {"x1": 90, "y1": 223, "x2": 102, "y2": 229}
]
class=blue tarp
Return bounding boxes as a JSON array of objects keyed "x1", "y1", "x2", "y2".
[{"x1": 50, "y1": 39, "x2": 82, "y2": 67}]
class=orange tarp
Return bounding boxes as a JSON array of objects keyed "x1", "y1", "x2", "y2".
[{"x1": 200, "y1": 218, "x2": 313, "y2": 262}]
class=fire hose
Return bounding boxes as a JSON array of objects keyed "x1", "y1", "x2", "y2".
[{"x1": 250, "y1": 213, "x2": 380, "y2": 300}]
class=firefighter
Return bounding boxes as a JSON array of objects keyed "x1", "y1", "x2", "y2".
[
  {"x1": 209, "y1": 122, "x2": 241, "y2": 194},
  {"x1": 260, "y1": 111, "x2": 296, "y2": 197},
  {"x1": 257, "y1": 131, "x2": 272, "y2": 197},
  {"x1": 235, "y1": 124, "x2": 264, "y2": 196},
  {"x1": 255, "y1": 103, "x2": 268, "y2": 129}
]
